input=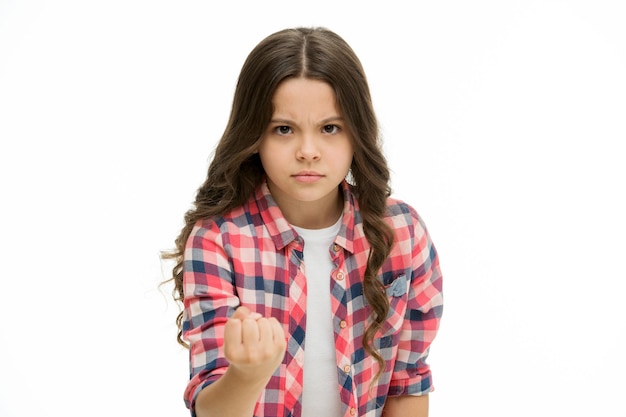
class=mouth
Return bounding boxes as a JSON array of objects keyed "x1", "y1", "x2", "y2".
[{"x1": 292, "y1": 171, "x2": 324, "y2": 183}]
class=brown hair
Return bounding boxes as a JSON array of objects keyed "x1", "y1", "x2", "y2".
[{"x1": 162, "y1": 27, "x2": 394, "y2": 378}]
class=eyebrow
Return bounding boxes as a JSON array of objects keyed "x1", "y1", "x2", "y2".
[{"x1": 269, "y1": 116, "x2": 345, "y2": 125}]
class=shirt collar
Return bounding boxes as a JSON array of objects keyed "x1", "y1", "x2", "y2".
[{"x1": 253, "y1": 179, "x2": 357, "y2": 253}]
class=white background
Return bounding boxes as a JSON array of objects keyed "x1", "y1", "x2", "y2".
[{"x1": 1, "y1": 1, "x2": 625, "y2": 416}]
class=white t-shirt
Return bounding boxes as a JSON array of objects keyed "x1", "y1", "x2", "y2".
[{"x1": 293, "y1": 217, "x2": 343, "y2": 417}]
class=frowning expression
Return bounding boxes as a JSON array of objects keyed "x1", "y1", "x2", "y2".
[{"x1": 258, "y1": 77, "x2": 354, "y2": 226}]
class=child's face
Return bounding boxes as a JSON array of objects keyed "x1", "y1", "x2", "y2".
[{"x1": 258, "y1": 77, "x2": 354, "y2": 227}]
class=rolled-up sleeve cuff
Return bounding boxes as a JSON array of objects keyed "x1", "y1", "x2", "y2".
[
  {"x1": 387, "y1": 370, "x2": 433, "y2": 397},
  {"x1": 185, "y1": 368, "x2": 228, "y2": 417}
]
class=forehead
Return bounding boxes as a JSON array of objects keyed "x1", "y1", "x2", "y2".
[{"x1": 271, "y1": 78, "x2": 340, "y2": 118}]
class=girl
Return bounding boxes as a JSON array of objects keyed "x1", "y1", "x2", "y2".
[{"x1": 163, "y1": 27, "x2": 443, "y2": 417}]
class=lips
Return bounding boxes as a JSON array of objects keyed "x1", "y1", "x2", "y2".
[{"x1": 292, "y1": 171, "x2": 324, "y2": 183}]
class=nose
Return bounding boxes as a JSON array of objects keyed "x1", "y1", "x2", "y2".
[{"x1": 296, "y1": 134, "x2": 321, "y2": 161}]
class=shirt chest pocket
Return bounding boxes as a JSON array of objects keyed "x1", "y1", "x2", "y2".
[{"x1": 378, "y1": 274, "x2": 409, "y2": 337}]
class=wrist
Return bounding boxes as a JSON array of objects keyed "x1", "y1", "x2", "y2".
[{"x1": 224, "y1": 364, "x2": 273, "y2": 390}]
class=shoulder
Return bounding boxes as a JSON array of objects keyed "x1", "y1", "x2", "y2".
[
  {"x1": 384, "y1": 196, "x2": 433, "y2": 240},
  {"x1": 188, "y1": 204, "x2": 255, "y2": 247},
  {"x1": 386, "y1": 196, "x2": 418, "y2": 216},
  {"x1": 385, "y1": 195, "x2": 420, "y2": 224}
]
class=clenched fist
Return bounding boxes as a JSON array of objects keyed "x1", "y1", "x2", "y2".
[
  {"x1": 224, "y1": 306, "x2": 287, "y2": 382},
  {"x1": 193, "y1": 307, "x2": 287, "y2": 416}
]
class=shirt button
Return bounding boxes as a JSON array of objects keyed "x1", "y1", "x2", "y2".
[
  {"x1": 343, "y1": 364, "x2": 351, "y2": 374},
  {"x1": 349, "y1": 408, "x2": 356, "y2": 416},
  {"x1": 339, "y1": 320, "x2": 347, "y2": 329},
  {"x1": 333, "y1": 243, "x2": 340, "y2": 252},
  {"x1": 336, "y1": 271, "x2": 345, "y2": 280}
]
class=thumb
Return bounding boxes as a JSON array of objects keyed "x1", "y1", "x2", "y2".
[
  {"x1": 231, "y1": 305, "x2": 262, "y2": 320},
  {"x1": 232, "y1": 305, "x2": 250, "y2": 320}
]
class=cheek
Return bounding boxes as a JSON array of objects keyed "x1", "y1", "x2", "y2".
[
  {"x1": 258, "y1": 152, "x2": 271, "y2": 171},
  {"x1": 258, "y1": 145, "x2": 282, "y2": 173},
  {"x1": 257, "y1": 140, "x2": 271, "y2": 162},
  {"x1": 340, "y1": 142, "x2": 355, "y2": 166}
]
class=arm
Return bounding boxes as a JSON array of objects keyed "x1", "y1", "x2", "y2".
[
  {"x1": 194, "y1": 307, "x2": 286, "y2": 417},
  {"x1": 383, "y1": 395, "x2": 428, "y2": 417},
  {"x1": 182, "y1": 222, "x2": 286, "y2": 417},
  {"x1": 387, "y1": 209, "x2": 443, "y2": 397}
]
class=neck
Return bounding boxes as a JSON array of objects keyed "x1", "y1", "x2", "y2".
[{"x1": 277, "y1": 189, "x2": 343, "y2": 230}]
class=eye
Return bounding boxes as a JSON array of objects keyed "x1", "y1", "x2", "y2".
[
  {"x1": 274, "y1": 125, "x2": 293, "y2": 135},
  {"x1": 322, "y1": 124, "x2": 341, "y2": 134}
]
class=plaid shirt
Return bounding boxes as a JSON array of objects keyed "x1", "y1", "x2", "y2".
[{"x1": 182, "y1": 180, "x2": 443, "y2": 417}]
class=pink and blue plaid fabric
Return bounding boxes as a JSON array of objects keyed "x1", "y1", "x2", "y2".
[{"x1": 182, "y1": 180, "x2": 443, "y2": 417}]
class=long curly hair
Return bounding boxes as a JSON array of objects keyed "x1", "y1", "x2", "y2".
[{"x1": 162, "y1": 27, "x2": 394, "y2": 378}]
